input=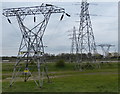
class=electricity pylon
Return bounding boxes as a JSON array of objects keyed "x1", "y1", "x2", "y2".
[
  {"x1": 98, "y1": 44, "x2": 115, "y2": 59},
  {"x1": 78, "y1": 0, "x2": 97, "y2": 62},
  {"x1": 3, "y1": 3, "x2": 70, "y2": 88},
  {"x1": 69, "y1": 26, "x2": 79, "y2": 63}
]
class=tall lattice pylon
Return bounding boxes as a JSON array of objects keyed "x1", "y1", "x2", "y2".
[
  {"x1": 3, "y1": 3, "x2": 70, "y2": 88},
  {"x1": 69, "y1": 26, "x2": 78, "y2": 63},
  {"x1": 78, "y1": 0, "x2": 97, "y2": 63}
]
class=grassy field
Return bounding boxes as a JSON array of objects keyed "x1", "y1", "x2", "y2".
[{"x1": 2, "y1": 62, "x2": 119, "y2": 92}]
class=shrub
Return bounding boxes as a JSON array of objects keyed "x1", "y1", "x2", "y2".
[{"x1": 55, "y1": 60, "x2": 65, "y2": 67}]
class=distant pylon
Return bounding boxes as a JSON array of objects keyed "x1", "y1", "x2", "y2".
[
  {"x1": 97, "y1": 44, "x2": 115, "y2": 59},
  {"x1": 78, "y1": 0, "x2": 97, "y2": 63},
  {"x1": 69, "y1": 26, "x2": 79, "y2": 63},
  {"x1": 70, "y1": 26, "x2": 78, "y2": 54}
]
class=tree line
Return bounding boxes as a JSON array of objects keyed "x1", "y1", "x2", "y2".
[{"x1": 2, "y1": 52, "x2": 119, "y2": 62}]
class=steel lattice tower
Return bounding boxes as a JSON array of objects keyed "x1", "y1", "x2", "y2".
[
  {"x1": 78, "y1": 0, "x2": 97, "y2": 63},
  {"x1": 70, "y1": 26, "x2": 78, "y2": 55},
  {"x1": 3, "y1": 3, "x2": 70, "y2": 87},
  {"x1": 69, "y1": 26, "x2": 79, "y2": 63},
  {"x1": 98, "y1": 44, "x2": 115, "y2": 59}
]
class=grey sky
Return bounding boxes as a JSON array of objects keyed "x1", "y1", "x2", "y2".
[{"x1": 1, "y1": 2, "x2": 118, "y2": 56}]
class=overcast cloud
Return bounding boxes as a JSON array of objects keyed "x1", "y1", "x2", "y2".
[{"x1": 1, "y1": 2, "x2": 118, "y2": 56}]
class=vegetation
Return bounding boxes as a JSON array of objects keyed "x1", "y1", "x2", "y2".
[
  {"x1": 2, "y1": 52, "x2": 119, "y2": 62},
  {"x1": 2, "y1": 62, "x2": 119, "y2": 92},
  {"x1": 3, "y1": 62, "x2": 118, "y2": 72},
  {"x1": 2, "y1": 74, "x2": 118, "y2": 92},
  {"x1": 55, "y1": 60, "x2": 65, "y2": 68}
]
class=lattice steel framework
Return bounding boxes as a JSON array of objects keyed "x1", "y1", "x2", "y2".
[
  {"x1": 98, "y1": 44, "x2": 115, "y2": 58},
  {"x1": 3, "y1": 3, "x2": 70, "y2": 87},
  {"x1": 69, "y1": 26, "x2": 79, "y2": 63},
  {"x1": 78, "y1": 0, "x2": 97, "y2": 62},
  {"x1": 70, "y1": 26, "x2": 78, "y2": 55}
]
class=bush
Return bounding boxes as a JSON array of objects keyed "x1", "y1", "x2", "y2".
[{"x1": 55, "y1": 60, "x2": 65, "y2": 67}]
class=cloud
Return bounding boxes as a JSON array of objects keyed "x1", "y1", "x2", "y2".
[{"x1": 2, "y1": 2, "x2": 118, "y2": 56}]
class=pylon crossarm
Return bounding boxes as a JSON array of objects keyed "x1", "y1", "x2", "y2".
[{"x1": 3, "y1": 4, "x2": 66, "y2": 17}]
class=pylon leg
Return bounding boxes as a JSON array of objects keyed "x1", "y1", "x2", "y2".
[
  {"x1": 37, "y1": 61, "x2": 43, "y2": 88},
  {"x1": 44, "y1": 66, "x2": 50, "y2": 83},
  {"x1": 10, "y1": 63, "x2": 21, "y2": 87},
  {"x1": 10, "y1": 67, "x2": 16, "y2": 87}
]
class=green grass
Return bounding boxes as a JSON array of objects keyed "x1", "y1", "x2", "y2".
[
  {"x1": 2, "y1": 74, "x2": 118, "y2": 92},
  {"x1": 2, "y1": 62, "x2": 118, "y2": 72},
  {"x1": 2, "y1": 62, "x2": 119, "y2": 92}
]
